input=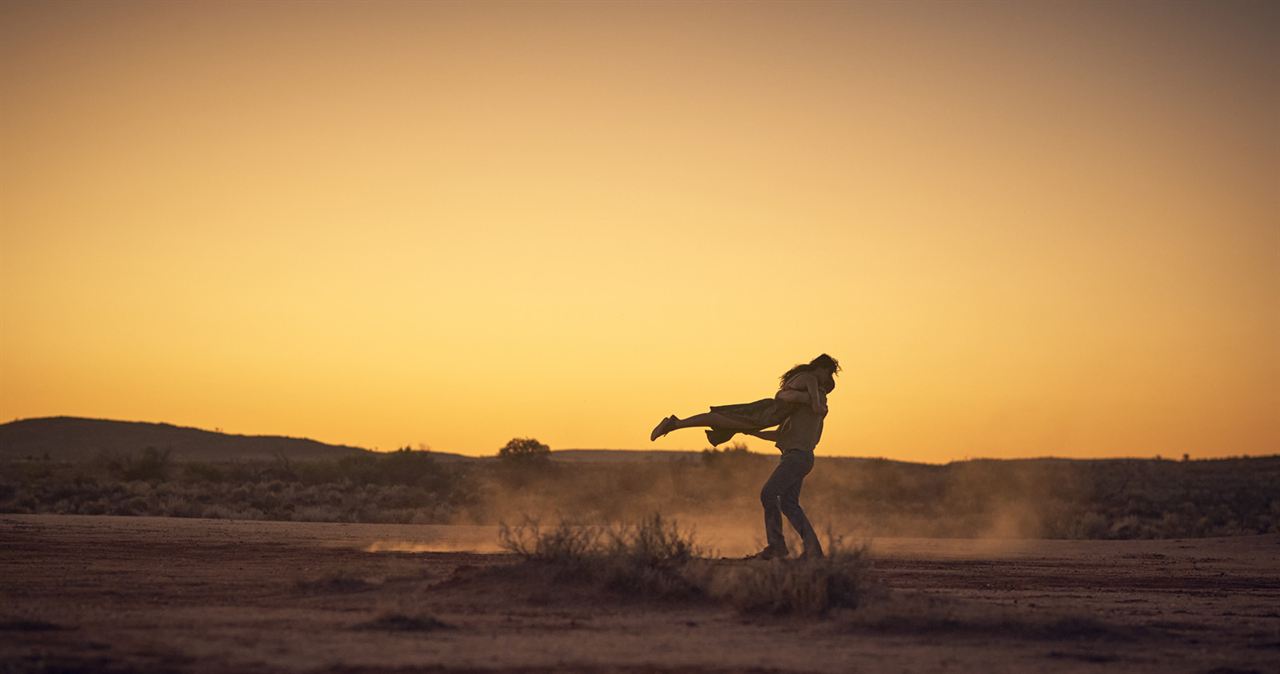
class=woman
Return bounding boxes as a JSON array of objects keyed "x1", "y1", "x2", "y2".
[
  {"x1": 649, "y1": 354, "x2": 840, "y2": 560},
  {"x1": 649, "y1": 356, "x2": 833, "y2": 445}
]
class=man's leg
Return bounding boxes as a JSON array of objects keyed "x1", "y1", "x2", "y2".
[
  {"x1": 759, "y1": 451, "x2": 810, "y2": 554},
  {"x1": 779, "y1": 467, "x2": 822, "y2": 558},
  {"x1": 759, "y1": 466, "x2": 787, "y2": 552}
]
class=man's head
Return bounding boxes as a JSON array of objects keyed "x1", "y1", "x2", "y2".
[
  {"x1": 780, "y1": 353, "x2": 842, "y2": 392},
  {"x1": 809, "y1": 353, "x2": 841, "y2": 377}
]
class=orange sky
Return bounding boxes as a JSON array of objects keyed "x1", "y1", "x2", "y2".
[{"x1": 1, "y1": 1, "x2": 1276, "y2": 461}]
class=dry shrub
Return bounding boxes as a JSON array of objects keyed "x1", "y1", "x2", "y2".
[
  {"x1": 599, "y1": 514, "x2": 704, "y2": 598},
  {"x1": 499, "y1": 514, "x2": 704, "y2": 599},
  {"x1": 706, "y1": 534, "x2": 875, "y2": 616},
  {"x1": 605, "y1": 513, "x2": 702, "y2": 566},
  {"x1": 498, "y1": 513, "x2": 700, "y2": 563},
  {"x1": 498, "y1": 514, "x2": 875, "y2": 612},
  {"x1": 110, "y1": 447, "x2": 173, "y2": 482},
  {"x1": 498, "y1": 517, "x2": 604, "y2": 564}
]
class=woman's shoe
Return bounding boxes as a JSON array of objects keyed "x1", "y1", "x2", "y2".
[{"x1": 649, "y1": 415, "x2": 677, "y2": 441}]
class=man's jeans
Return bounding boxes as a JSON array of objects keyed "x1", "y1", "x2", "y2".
[{"x1": 760, "y1": 449, "x2": 822, "y2": 555}]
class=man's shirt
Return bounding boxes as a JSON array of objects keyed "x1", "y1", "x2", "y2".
[{"x1": 775, "y1": 383, "x2": 827, "y2": 452}]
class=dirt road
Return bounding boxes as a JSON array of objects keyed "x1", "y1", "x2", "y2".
[{"x1": 2, "y1": 515, "x2": 1277, "y2": 673}]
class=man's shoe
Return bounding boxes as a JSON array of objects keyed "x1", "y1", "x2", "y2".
[
  {"x1": 797, "y1": 548, "x2": 825, "y2": 561},
  {"x1": 744, "y1": 545, "x2": 788, "y2": 561}
]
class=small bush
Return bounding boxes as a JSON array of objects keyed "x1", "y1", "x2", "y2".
[
  {"x1": 498, "y1": 517, "x2": 604, "y2": 564},
  {"x1": 599, "y1": 514, "x2": 705, "y2": 599},
  {"x1": 105, "y1": 447, "x2": 172, "y2": 482},
  {"x1": 606, "y1": 513, "x2": 701, "y2": 566},
  {"x1": 182, "y1": 462, "x2": 225, "y2": 483},
  {"x1": 498, "y1": 437, "x2": 551, "y2": 463},
  {"x1": 498, "y1": 514, "x2": 873, "y2": 611},
  {"x1": 499, "y1": 514, "x2": 705, "y2": 599},
  {"x1": 332, "y1": 449, "x2": 444, "y2": 487},
  {"x1": 710, "y1": 534, "x2": 874, "y2": 615}
]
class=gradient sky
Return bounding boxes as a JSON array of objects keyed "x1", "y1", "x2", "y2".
[{"x1": 2, "y1": 1, "x2": 1276, "y2": 461}]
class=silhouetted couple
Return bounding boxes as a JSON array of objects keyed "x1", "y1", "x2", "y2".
[{"x1": 650, "y1": 354, "x2": 839, "y2": 560}]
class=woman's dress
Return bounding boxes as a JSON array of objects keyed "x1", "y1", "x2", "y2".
[{"x1": 704, "y1": 398, "x2": 798, "y2": 446}]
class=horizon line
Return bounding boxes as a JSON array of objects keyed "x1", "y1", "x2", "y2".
[{"x1": 4, "y1": 415, "x2": 1277, "y2": 465}]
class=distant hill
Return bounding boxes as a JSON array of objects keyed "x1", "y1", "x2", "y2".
[{"x1": 0, "y1": 417, "x2": 376, "y2": 462}]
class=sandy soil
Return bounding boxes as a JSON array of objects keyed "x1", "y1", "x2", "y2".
[{"x1": 2, "y1": 514, "x2": 1278, "y2": 673}]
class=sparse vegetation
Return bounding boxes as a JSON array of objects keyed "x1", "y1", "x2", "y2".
[
  {"x1": 498, "y1": 514, "x2": 876, "y2": 613},
  {"x1": 108, "y1": 446, "x2": 172, "y2": 482},
  {"x1": 498, "y1": 517, "x2": 605, "y2": 564},
  {"x1": 710, "y1": 535, "x2": 876, "y2": 615},
  {"x1": 2, "y1": 450, "x2": 1278, "y2": 538},
  {"x1": 0, "y1": 447, "x2": 478, "y2": 524},
  {"x1": 700, "y1": 441, "x2": 753, "y2": 464},
  {"x1": 499, "y1": 514, "x2": 706, "y2": 599}
]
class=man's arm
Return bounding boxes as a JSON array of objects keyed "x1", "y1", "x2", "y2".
[
  {"x1": 745, "y1": 429, "x2": 780, "y2": 441},
  {"x1": 802, "y1": 375, "x2": 826, "y2": 414}
]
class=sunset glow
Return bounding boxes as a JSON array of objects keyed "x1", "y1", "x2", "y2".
[{"x1": 2, "y1": 1, "x2": 1276, "y2": 460}]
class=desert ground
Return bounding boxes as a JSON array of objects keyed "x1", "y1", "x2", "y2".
[{"x1": 2, "y1": 514, "x2": 1278, "y2": 674}]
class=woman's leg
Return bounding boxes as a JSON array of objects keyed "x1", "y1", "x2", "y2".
[{"x1": 668, "y1": 412, "x2": 762, "y2": 431}]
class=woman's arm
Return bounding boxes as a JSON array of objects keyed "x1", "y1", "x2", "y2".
[
  {"x1": 777, "y1": 372, "x2": 824, "y2": 412},
  {"x1": 776, "y1": 372, "x2": 811, "y2": 403},
  {"x1": 776, "y1": 389, "x2": 810, "y2": 404}
]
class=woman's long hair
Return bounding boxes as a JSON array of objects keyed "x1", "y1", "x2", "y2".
[{"x1": 779, "y1": 353, "x2": 841, "y2": 393}]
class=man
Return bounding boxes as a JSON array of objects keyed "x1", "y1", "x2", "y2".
[{"x1": 743, "y1": 355, "x2": 837, "y2": 560}]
